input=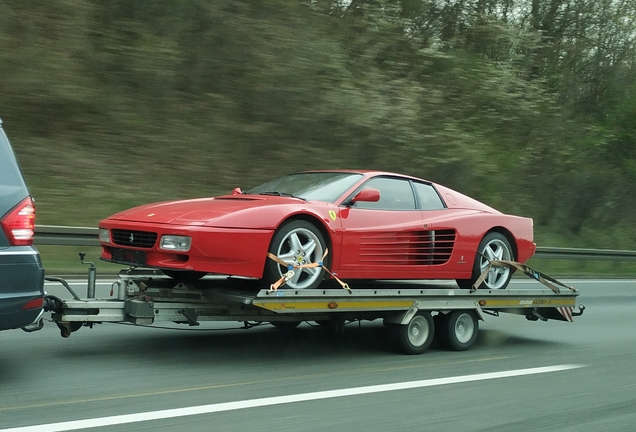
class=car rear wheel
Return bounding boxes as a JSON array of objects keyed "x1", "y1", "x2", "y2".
[
  {"x1": 264, "y1": 220, "x2": 328, "y2": 290},
  {"x1": 456, "y1": 232, "x2": 514, "y2": 290}
]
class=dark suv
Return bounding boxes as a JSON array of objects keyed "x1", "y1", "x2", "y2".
[{"x1": 0, "y1": 119, "x2": 45, "y2": 331}]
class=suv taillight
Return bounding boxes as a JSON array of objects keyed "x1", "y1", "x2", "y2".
[{"x1": 1, "y1": 196, "x2": 36, "y2": 246}]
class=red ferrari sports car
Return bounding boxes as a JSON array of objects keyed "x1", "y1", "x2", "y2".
[{"x1": 99, "y1": 171, "x2": 535, "y2": 290}]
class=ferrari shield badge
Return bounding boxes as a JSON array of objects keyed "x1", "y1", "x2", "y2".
[{"x1": 329, "y1": 210, "x2": 337, "y2": 221}]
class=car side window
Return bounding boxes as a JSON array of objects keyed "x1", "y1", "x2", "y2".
[
  {"x1": 413, "y1": 182, "x2": 445, "y2": 210},
  {"x1": 354, "y1": 177, "x2": 416, "y2": 210}
]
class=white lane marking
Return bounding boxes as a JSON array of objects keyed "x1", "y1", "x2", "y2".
[{"x1": 1, "y1": 364, "x2": 583, "y2": 432}]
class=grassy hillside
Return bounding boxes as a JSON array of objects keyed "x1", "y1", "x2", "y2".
[{"x1": 2, "y1": 0, "x2": 636, "y2": 275}]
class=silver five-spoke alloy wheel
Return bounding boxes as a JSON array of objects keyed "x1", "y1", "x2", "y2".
[
  {"x1": 477, "y1": 233, "x2": 513, "y2": 290},
  {"x1": 267, "y1": 220, "x2": 327, "y2": 290}
]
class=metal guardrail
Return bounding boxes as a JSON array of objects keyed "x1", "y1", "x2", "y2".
[
  {"x1": 35, "y1": 225, "x2": 100, "y2": 247},
  {"x1": 533, "y1": 247, "x2": 636, "y2": 261},
  {"x1": 33, "y1": 225, "x2": 636, "y2": 260}
]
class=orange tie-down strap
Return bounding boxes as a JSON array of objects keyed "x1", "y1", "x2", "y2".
[
  {"x1": 266, "y1": 248, "x2": 351, "y2": 292},
  {"x1": 473, "y1": 258, "x2": 577, "y2": 293}
]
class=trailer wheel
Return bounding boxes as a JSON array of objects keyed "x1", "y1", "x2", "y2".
[
  {"x1": 436, "y1": 310, "x2": 479, "y2": 351},
  {"x1": 388, "y1": 311, "x2": 434, "y2": 355}
]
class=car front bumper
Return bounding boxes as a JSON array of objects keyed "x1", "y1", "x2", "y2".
[{"x1": 99, "y1": 222, "x2": 274, "y2": 279}]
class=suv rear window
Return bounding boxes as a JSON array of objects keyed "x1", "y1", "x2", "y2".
[{"x1": 0, "y1": 128, "x2": 29, "y2": 217}]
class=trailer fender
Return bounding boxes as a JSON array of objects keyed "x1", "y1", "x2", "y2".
[
  {"x1": 384, "y1": 303, "x2": 419, "y2": 325},
  {"x1": 384, "y1": 302, "x2": 484, "y2": 326}
]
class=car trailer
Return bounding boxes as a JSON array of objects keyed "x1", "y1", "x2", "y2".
[{"x1": 41, "y1": 257, "x2": 584, "y2": 355}]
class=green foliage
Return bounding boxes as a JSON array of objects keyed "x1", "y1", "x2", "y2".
[{"x1": 1, "y1": 0, "x2": 635, "y2": 250}]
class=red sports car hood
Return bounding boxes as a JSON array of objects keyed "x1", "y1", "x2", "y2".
[{"x1": 104, "y1": 195, "x2": 318, "y2": 227}]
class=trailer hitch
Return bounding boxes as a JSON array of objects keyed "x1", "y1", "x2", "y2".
[
  {"x1": 41, "y1": 295, "x2": 88, "y2": 337},
  {"x1": 43, "y1": 294, "x2": 64, "y2": 314},
  {"x1": 55, "y1": 321, "x2": 83, "y2": 338},
  {"x1": 39, "y1": 253, "x2": 101, "y2": 338}
]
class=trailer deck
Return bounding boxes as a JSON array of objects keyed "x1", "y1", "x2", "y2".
[{"x1": 42, "y1": 261, "x2": 584, "y2": 355}]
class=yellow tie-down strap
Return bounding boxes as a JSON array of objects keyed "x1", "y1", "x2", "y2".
[
  {"x1": 473, "y1": 258, "x2": 577, "y2": 293},
  {"x1": 267, "y1": 248, "x2": 351, "y2": 292}
]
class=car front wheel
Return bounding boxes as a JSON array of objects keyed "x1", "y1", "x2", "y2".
[{"x1": 264, "y1": 220, "x2": 329, "y2": 290}]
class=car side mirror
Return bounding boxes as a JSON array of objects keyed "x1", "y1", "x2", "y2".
[
  {"x1": 231, "y1": 187, "x2": 244, "y2": 195},
  {"x1": 350, "y1": 188, "x2": 380, "y2": 204}
]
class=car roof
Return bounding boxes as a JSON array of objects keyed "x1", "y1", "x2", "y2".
[
  {"x1": 301, "y1": 169, "x2": 434, "y2": 183},
  {"x1": 300, "y1": 169, "x2": 498, "y2": 212}
]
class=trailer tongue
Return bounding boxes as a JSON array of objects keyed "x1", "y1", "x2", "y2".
[{"x1": 41, "y1": 259, "x2": 584, "y2": 355}]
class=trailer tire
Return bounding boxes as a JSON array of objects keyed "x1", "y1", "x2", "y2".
[
  {"x1": 436, "y1": 310, "x2": 479, "y2": 351},
  {"x1": 388, "y1": 311, "x2": 434, "y2": 355}
]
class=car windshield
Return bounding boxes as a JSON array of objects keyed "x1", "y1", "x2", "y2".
[{"x1": 247, "y1": 172, "x2": 363, "y2": 203}]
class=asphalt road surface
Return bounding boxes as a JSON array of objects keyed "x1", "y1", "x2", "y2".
[{"x1": 1, "y1": 279, "x2": 634, "y2": 432}]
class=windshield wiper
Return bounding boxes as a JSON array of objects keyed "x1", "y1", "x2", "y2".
[{"x1": 258, "y1": 191, "x2": 307, "y2": 201}]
